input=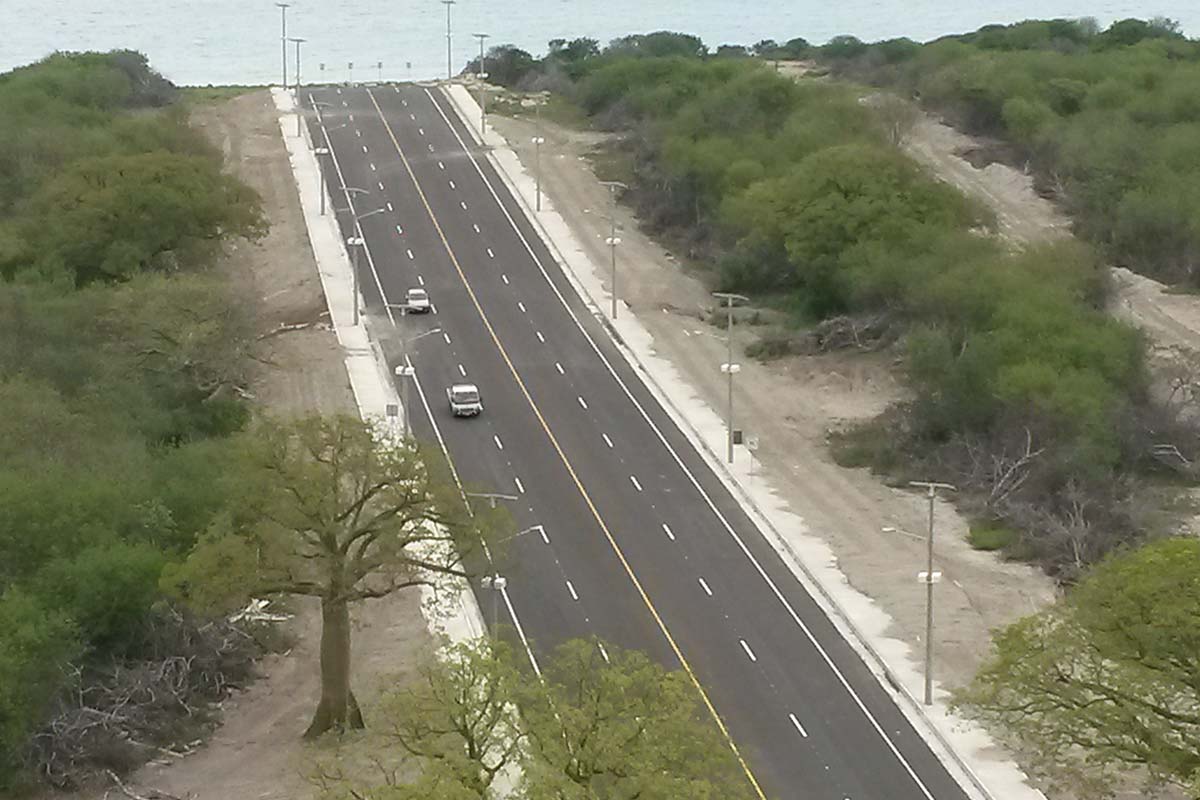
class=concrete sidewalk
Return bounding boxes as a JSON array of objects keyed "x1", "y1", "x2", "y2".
[{"x1": 440, "y1": 81, "x2": 1045, "y2": 800}]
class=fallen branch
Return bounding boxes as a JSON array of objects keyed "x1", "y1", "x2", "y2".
[
  {"x1": 256, "y1": 321, "x2": 312, "y2": 341},
  {"x1": 106, "y1": 769, "x2": 187, "y2": 800}
]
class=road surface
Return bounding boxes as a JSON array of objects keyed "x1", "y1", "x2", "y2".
[{"x1": 305, "y1": 82, "x2": 973, "y2": 800}]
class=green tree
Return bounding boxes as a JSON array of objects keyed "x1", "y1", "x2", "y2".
[
  {"x1": 164, "y1": 415, "x2": 496, "y2": 738},
  {"x1": 956, "y1": 538, "x2": 1200, "y2": 796}
]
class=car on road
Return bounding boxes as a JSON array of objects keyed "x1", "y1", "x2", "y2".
[
  {"x1": 406, "y1": 287, "x2": 431, "y2": 313},
  {"x1": 447, "y1": 383, "x2": 482, "y2": 417}
]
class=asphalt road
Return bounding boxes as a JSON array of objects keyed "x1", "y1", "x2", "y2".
[{"x1": 305, "y1": 82, "x2": 974, "y2": 800}]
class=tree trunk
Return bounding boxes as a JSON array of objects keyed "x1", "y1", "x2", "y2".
[{"x1": 304, "y1": 596, "x2": 364, "y2": 738}]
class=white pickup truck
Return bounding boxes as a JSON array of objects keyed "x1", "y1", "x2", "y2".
[{"x1": 446, "y1": 383, "x2": 483, "y2": 417}]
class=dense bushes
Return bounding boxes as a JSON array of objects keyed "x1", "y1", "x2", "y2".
[
  {"x1": 510, "y1": 33, "x2": 1174, "y2": 574},
  {"x1": 819, "y1": 18, "x2": 1200, "y2": 285},
  {"x1": 0, "y1": 52, "x2": 264, "y2": 788}
]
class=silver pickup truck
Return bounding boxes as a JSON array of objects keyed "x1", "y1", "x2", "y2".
[{"x1": 447, "y1": 383, "x2": 483, "y2": 417}]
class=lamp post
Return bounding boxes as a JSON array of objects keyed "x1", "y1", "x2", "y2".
[
  {"x1": 288, "y1": 37, "x2": 306, "y2": 135},
  {"x1": 348, "y1": 61, "x2": 354, "y2": 86},
  {"x1": 473, "y1": 33, "x2": 490, "y2": 134},
  {"x1": 441, "y1": 0, "x2": 456, "y2": 80},
  {"x1": 377, "y1": 60, "x2": 384, "y2": 83},
  {"x1": 713, "y1": 292, "x2": 749, "y2": 464},
  {"x1": 909, "y1": 481, "x2": 957, "y2": 706},
  {"x1": 599, "y1": 181, "x2": 627, "y2": 319},
  {"x1": 275, "y1": 3, "x2": 290, "y2": 88},
  {"x1": 479, "y1": 574, "x2": 508, "y2": 636},
  {"x1": 392, "y1": 327, "x2": 442, "y2": 438},
  {"x1": 532, "y1": 101, "x2": 545, "y2": 211},
  {"x1": 319, "y1": 62, "x2": 325, "y2": 84},
  {"x1": 313, "y1": 146, "x2": 329, "y2": 214},
  {"x1": 340, "y1": 204, "x2": 384, "y2": 326}
]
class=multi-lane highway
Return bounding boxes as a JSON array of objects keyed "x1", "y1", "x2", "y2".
[{"x1": 305, "y1": 82, "x2": 973, "y2": 800}]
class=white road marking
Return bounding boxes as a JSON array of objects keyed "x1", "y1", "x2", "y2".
[
  {"x1": 428, "y1": 143, "x2": 434, "y2": 152},
  {"x1": 629, "y1": 475, "x2": 643, "y2": 492},
  {"x1": 535, "y1": 331, "x2": 544, "y2": 343},
  {"x1": 419, "y1": 127, "x2": 425, "y2": 135},
  {"x1": 514, "y1": 476, "x2": 525, "y2": 494},
  {"x1": 387, "y1": 202, "x2": 394, "y2": 211},
  {"x1": 457, "y1": 364, "x2": 466, "y2": 376},
  {"x1": 566, "y1": 580, "x2": 579, "y2": 601},
  {"x1": 395, "y1": 88, "x2": 401, "y2": 94},
  {"x1": 740, "y1": 640, "x2": 757, "y2": 663},
  {"x1": 487, "y1": 247, "x2": 494, "y2": 258},
  {"x1": 494, "y1": 435, "x2": 504, "y2": 450},
  {"x1": 417, "y1": 275, "x2": 425, "y2": 285},
  {"x1": 602, "y1": 433, "x2": 613, "y2": 448},
  {"x1": 537, "y1": 526, "x2": 550, "y2": 544},
  {"x1": 789, "y1": 713, "x2": 809, "y2": 738},
  {"x1": 438, "y1": 160, "x2": 445, "y2": 169},
  {"x1": 422, "y1": 90, "x2": 949, "y2": 799},
  {"x1": 443, "y1": 332, "x2": 452, "y2": 344},
  {"x1": 501, "y1": 274, "x2": 509, "y2": 285},
  {"x1": 370, "y1": 163, "x2": 377, "y2": 171},
  {"x1": 449, "y1": 180, "x2": 456, "y2": 190},
  {"x1": 662, "y1": 523, "x2": 675, "y2": 540},
  {"x1": 698, "y1": 577, "x2": 713, "y2": 596},
  {"x1": 378, "y1": 181, "x2": 385, "y2": 190},
  {"x1": 355, "y1": 129, "x2": 361, "y2": 137},
  {"x1": 395, "y1": 224, "x2": 403, "y2": 234},
  {"x1": 401, "y1": 98, "x2": 406, "y2": 104},
  {"x1": 362, "y1": 144, "x2": 368, "y2": 153},
  {"x1": 555, "y1": 362, "x2": 564, "y2": 374},
  {"x1": 518, "y1": 301, "x2": 526, "y2": 313},
  {"x1": 349, "y1": 114, "x2": 354, "y2": 121},
  {"x1": 460, "y1": 201, "x2": 468, "y2": 210},
  {"x1": 409, "y1": 113, "x2": 415, "y2": 120},
  {"x1": 473, "y1": 224, "x2": 481, "y2": 233},
  {"x1": 406, "y1": 249, "x2": 414, "y2": 259},
  {"x1": 577, "y1": 396, "x2": 588, "y2": 410},
  {"x1": 342, "y1": 100, "x2": 347, "y2": 106}
]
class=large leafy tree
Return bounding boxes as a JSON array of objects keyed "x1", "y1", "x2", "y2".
[
  {"x1": 956, "y1": 538, "x2": 1200, "y2": 797},
  {"x1": 165, "y1": 415, "x2": 495, "y2": 738}
]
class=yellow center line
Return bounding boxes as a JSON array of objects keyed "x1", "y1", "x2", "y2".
[{"x1": 365, "y1": 88, "x2": 768, "y2": 800}]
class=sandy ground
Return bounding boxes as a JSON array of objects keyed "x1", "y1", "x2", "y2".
[
  {"x1": 64, "y1": 90, "x2": 431, "y2": 800},
  {"x1": 488, "y1": 109, "x2": 1056, "y2": 707}
]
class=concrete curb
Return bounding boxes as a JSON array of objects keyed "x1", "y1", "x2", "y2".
[{"x1": 438, "y1": 82, "x2": 1045, "y2": 800}]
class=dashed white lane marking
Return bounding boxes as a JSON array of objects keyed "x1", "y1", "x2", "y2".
[
  {"x1": 378, "y1": 181, "x2": 385, "y2": 190},
  {"x1": 740, "y1": 639, "x2": 758, "y2": 662},
  {"x1": 438, "y1": 161, "x2": 445, "y2": 169},
  {"x1": 395, "y1": 224, "x2": 403, "y2": 234},
  {"x1": 629, "y1": 475, "x2": 643, "y2": 492},
  {"x1": 361, "y1": 144, "x2": 368, "y2": 153},
  {"x1": 554, "y1": 362, "x2": 564, "y2": 374},
  {"x1": 602, "y1": 433, "x2": 613, "y2": 448},
  {"x1": 342, "y1": 100, "x2": 347, "y2": 106},
  {"x1": 336, "y1": 87, "x2": 342, "y2": 94},
  {"x1": 349, "y1": 114, "x2": 354, "y2": 121},
  {"x1": 449, "y1": 180, "x2": 456, "y2": 190},
  {"x1": 662, "y1": 523, "x2": 675, "y2": 540},
  {"x1": 417, "y1": 275, "x2": 425, "y2": 285},
  {"x1": 597, "y1": 642, "x2": 611, "y2": 663},
  {"x1": 698, "y1": 577, "x2": 713, "y2": 596},
  {"x1": 472, "y1": 223, "x2": 480, "y2": 233},
  {"x1": 535, "y1": 331, "x2": 544, "y2": 343},
  {"x1": 537, "y1": 526, "x2": 550, "y2": 544},
  {"x1": 409, "y1": 113, "x2": 415, "y2": 120},
  {"x1": 487, "y1": 247, "x2": 494, "y2": 258},
  {"x1": 501, "y1": 274, "x2": 509, "y2": 285},
  {"x1": 355, "y1": 129, "x2": 361, "y2": 137},
  {"x1": 442, "y1": 332, "x2": 452, "y2": 344},
  {"x1": 460, "y1": 201, "x2": 468, "y2": 210},
  {"x1": 514, "y1": 476, "x2": 525, "y2": 494},
  {"x1": 431, "y1": 304, "x2": 438, "y2": 315},
  {"x1": 428, "y1": 143, "x2": 434, "y2": 152},
  {"x1": 494, "y1": 435, "x2": 504, "y2": 450},
  {"x1": 386, "y1": 202, "x2": 394, "y2": 212},
  {"x1": 788, "y1": 713, "x2": 809, "y2": 738},
  {"x1": 566, "y1": 580, "x2": 579, "y2": 601},
  {"x1": 406, "y1": 249, "x2": 414, "y2": 259},
  {"x1": 577, "y1": 396, "x2": 588, "y2": 410},
  {"x1": 457, "y1": 363, "x2": 467, "y2": 376},
  {"x1": 418, "y1": 127, "x2": 425, "y2": 135},
  {"x1": 370, "y1": 163, "x2": 377, "y2": 171},
  {"x1": 396, "y1": 88, "x2": 401, "y2": 94},
  {"x1": 518, "y1": 301, "x2": 526, "y2": 313},
  {"x1": 401, "y1": 97, "x2": 406, "y2": 104}
]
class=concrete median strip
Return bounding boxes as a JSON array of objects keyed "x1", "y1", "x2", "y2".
[{"x1": 439, "y1": 81, "x2": 1045, "y2": 800}]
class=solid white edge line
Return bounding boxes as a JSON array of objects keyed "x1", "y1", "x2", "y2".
[
  {"x1": 312, "y1": 99, "x2": 394, "y2": 325},
  {"x1": 740, "y1": 639, "x2": 757, "y2": 662},
  {"x1": 789, "y1": 713, "x2": 809, "y2": 738},
  {"x1": 443, "y1": 332, "x2": 452, "y2": 344},
  {"x1": 502, "y1": 275, "x2": 510, "y2": 285},
  {"x1": 426, "y1": 86, "x2": 948, "y2": 800}
]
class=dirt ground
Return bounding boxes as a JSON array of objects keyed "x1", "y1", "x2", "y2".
[
  {"x1": 489, "y1": 109, "x2": 1056, "y2": 705},
  {"x1": 67, "y1": 90, "x2": 431, "y2": 800}
]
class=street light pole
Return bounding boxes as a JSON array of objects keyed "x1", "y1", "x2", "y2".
[
  {"x1": 909, "y1": 480, "x2": 956, "y2": 706},
  {"x1": 441, "y1": 0, "x2": 456, "y2": 80},
  {"x1": 599, "y1": 181, "x2": 626, "y2": 319},
  {"x1": 289, "y1": 37, "x2": 306, "y2": 136},
  {"x1": 275, "y1": 3, "x2": 290, "y2": 88},
  {"x1": 377, "y1": 61, "x2": 383, "y2": 83},
  {"x1": 392, "y1": 326, "x2": 442, "y2": 438},
  {"x1": 347, "y1": 236, "x2": 363, "y2": 326},
  {"x1": 480, "y1": 574, "x2": 508, "y2": 636},
  {"x1": 713, "y1": 292, "x2": 749, "y2": 464},
  {"x1": 532, "y1": 102, "x2": 545, "y2": 211},
  {"x1": 313, "y1": 147, "x2": 329, "y2": 214},
  {"x1": 473, "y1": 33, "x2": 490, "y2": 134}
]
